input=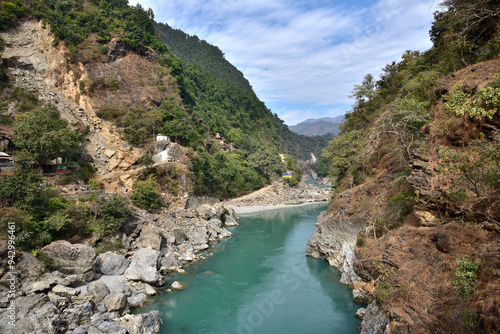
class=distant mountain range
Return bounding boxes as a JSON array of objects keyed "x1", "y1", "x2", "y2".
[{"x1": 289, "y1": 115, "x2": 345, "y2": 136}]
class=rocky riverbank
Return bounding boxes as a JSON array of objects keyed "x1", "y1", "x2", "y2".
[
  {"x1": 0, "y1": 199, "x2": 239, "y2": 334},
  {"x1": 227, "y1": 182, "x2": 329, "y2": 212}
]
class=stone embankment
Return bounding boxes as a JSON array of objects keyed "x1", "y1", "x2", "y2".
[{"x1": 0, "y1": 200, "x2": 238, "y2": 334}]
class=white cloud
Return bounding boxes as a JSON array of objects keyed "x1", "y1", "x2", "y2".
[{"x1": 130, "y1": 0, "x2": 437, "y2": 124}]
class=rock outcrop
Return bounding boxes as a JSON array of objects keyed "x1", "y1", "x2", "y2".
[
  {"x1": 124, "y1": 248, "x2": 164, "y2": 286},
  {"x1": 359, "y1": 301, "x2": 389, "y2": 334},
  {"x1": 306, "y1": 210, "x2": 362, "y2": 286},
  {"x1": 97, "y1": 252, "x2": 130, "y2": 276},
  {"x1": 41, "y1": 241, "x2": 97, "y2": 281}
]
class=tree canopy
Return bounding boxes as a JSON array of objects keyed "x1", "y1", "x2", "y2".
[{"x1": 13, "y1": 104, "x2": 81, "y2": 163}]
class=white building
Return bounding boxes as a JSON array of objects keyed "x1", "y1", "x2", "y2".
[{"x1": 156, "y1": 134, "x2": 169, "y2": 142}]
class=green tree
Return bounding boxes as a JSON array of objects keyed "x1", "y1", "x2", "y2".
[
  {"x1": 247, "y1": 147, "x2": 285, "y2": 181},
  {"x1": 349, "y1": 74, "x2": 376, "y2": 105},
  {"x1": 131, "y1": 175, "x2": 162, "y2": 210},
  {"x1": 13, "y1": 104, "x2": 81, "y2": 164},
  {"x1": 95, "y1": 195, "x2": 129, "y2": 233},
  {"x1": 322, "y1": 131, "x2": 367, "y2": 187},
  {"x1": 0, "y1": 152, "x2": 47, "y2": 219}
]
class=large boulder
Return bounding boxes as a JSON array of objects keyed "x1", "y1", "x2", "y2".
[
  {"x1": 224, "y1": 214, "x2": 239, "y2": 227},
  {"x1": 15, "y1": 251, "x2": 45, "y2": 278},
  {"x1": 124, "y1": 248, "x2": 164, "y2": 286},
  {"x1": 196, "y1": 204, "x2": 224, "y2": 220},
  {"x1": 0, "y1": 293, "x2": 64, "y2": 334},
  {"x1": 136, "y1": 224, "x2": 163, "y2": 251},
  {"x1": 114, "y1": 311, "x2": 161, "y2": 334},
  {"x1": 359, "y1": 301, "x2": 389, "y2": 334},
  {"x1": 41, "y1": 241, "x2": 97, "y2": 281},
  {"x1": 97, "y1": 252, "x2": 130, "y2": 276},
  {"x1": 87, "y1": 281, "x2": 111, "y2": 304},
  {"x1": 185, "y1": 231, "x2": 209, "y2": 251},
  {"x1": 103, "y1": 293, "x2": 128, "y2": 312}
]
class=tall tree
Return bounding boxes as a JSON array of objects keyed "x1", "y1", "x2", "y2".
[{"x1": 13, "y1": 104, "x2": 81, "y2": 163}]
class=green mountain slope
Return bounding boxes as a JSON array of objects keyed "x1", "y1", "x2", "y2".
[
  {"x1": 155, "y1": 22, "x2": 253, "y2": 92},
  {"x1": 289, "y1": 115, "x2": 344, "y2": 136},
  {"x1": 0, "y1": 0, "x2": 329, "y2": 200},
  {"x1": 154, "y1": 21, "x2": 330, "y2": 161}
]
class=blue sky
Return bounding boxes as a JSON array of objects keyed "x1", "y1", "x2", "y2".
[{"x1": 130, "y1": 0, "x2": 438, "y2": 125}]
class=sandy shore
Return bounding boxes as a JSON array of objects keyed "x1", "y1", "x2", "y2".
[{"x1": 229, "y1": 200, "x2": 328, "y2": 215}]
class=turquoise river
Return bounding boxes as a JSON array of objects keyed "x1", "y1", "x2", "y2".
[{"x1": 139, "y1": 203, "x2": 363, "y2": 333}]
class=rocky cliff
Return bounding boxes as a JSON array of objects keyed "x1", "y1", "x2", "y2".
[
  {"x1": 307, "y1": 59, "x2": 500, "y2": 333},
  {"x1": 0, "y1": 19, "x2": 181, "y2": 190}
]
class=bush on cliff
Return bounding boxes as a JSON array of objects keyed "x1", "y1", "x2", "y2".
[{"x1": 131, "y1": 175, "x2": 162, "y2": 210}]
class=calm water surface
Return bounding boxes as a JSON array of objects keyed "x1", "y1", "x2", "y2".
[{"x1": 139, "y1": 203, "x2": 362, "y2": 334}]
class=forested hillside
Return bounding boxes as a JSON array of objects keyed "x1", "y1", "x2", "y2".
[
  {"x1": 0, "y1": 0, "x2": 329, "y2": 202},
  {"x1": 314, "y1": 0, "x2": 500, "y2": 332},
  {"x1": 154, "y1": 21, "x2": 331, "y2": 162},
  {"x1": 155, "y1": 22, "x2": 253, "y2": 92}
]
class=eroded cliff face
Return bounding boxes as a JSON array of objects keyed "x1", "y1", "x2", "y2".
[
  {"x1": 307, "y1": 59, "x2": 500, "y2": 333},
  {"x1": 306, "y1": 167, "x2": 398, "y2": 287},
  {"x1": 0, "y1": 19, "x2": 183, "y2": 190}
]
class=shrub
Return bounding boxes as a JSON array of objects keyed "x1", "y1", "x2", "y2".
[
  {"x1": 388, "y1": 189, "x2": 414, "y2": 224},
  {"x1": 95, "y1": 195, "x2": 128, "y2": 235},
  {"x1": 446, "y1": 188, "x2": 469, "y2": 203},
  {"x1": 100, "y1": 45, "x2": 109, "y2": 55},
  {"x1": 131, "y1": 175, "x2": 162, "y2": 210},
  {"x1": 451, "y1": 256, "x2": 481, "y2": 299},
  {"x1": 445, "y1": 84, "x2": 500, "y2": 121}
]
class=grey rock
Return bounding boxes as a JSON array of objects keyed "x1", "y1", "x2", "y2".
[
  {"x1": 97, "y1": 252, "x2": 129, "y2": 276},
  {"x1": 114, "y1": 311, "x2": 161, "y2": 334},
  {"x1": 52, "y1": 284, "x2": 80, "y2": 297},
  {"x1": 355, "y1": 307, "x2": 366, "y2": 320},
  {"x1": 185, "y1": 231, "x2": 209, "y2": 251},
  {"x1": 196, "y1": 204, "x2": 224, "y2": 220},
  {"x1": 23, "y1": 275, "x2": 58, "y2": 294},
  {"x1": 127, "y1": 292, "x2": 147, "y2": 308},
  {"x1": 102, "y1": 293, "x2": 128, "y2": 312},
  {"x1": 62, "y1": 274, "x2": 87, "y2": 287},
  {"x1": 159, "y1": 252, "x2": 179, "y2": 273},
  {"x1": 224, "y1": 214, "x2": 239, "y2": 227},
  {"x1": 124, "y1": 248, "x2": 164, "y2": 286},
  {"x1": 306, "y1": 211, "x2": 362, "y2": 287},
  {"x1": 173, "y1": 229, "x2": 187, "y2": 245},
  {"x1": 359, "y1": 301, "x2": 389, "y2": 334},
  {"x1": 353, "y1": 288, "x2": 369, "y2": 304},
  {"x1": 94, "y1": 275, "x2": 127, "y2": 295},
  {"x1": 73, "y1": 326, "x2": 87, "y2": 334},
  {"x1": 0, "y1": 293, "x2": 63, "y2": 334},
  {"x1": 209, "y1": 218, "x2": 223, "y2": 228},
  {"x1": 97, "y1": 302, "x2": 107, "y2": 313},
  {"x1": 218, "y1": 228, "x2": 232, "y2": 239},
  {"x1": 64, "y1": 301, "x2": 94, "y2": 327},
  {"x1": 98, "y1": 321, "x2": 126, "y2": 334},
  {"x1": 88, "y1": 326, "x2": 100, "y2": 334},
  {"x1": 87, "y1": 281, "x2": 110, "y2": 304},
  {"x1": 137, "y1": 224, "x2": 163, "y2": 251},
  {"x1": 15, "y1": 251, "x2": 45, "y2": 278},
  {"x1": 41, "y1": 241, "x2": 97, "y2": 281},
  {"x1": 170, "y1": 281, "x2": 184, "y2": 290},
  {"x1": 128, "y1": 281, "x2": 156, "y2": 296}
]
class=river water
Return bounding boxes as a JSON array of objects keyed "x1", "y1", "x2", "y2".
[{"x1": 139, "y1": 203, "x2": 362, "y2": 333}]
